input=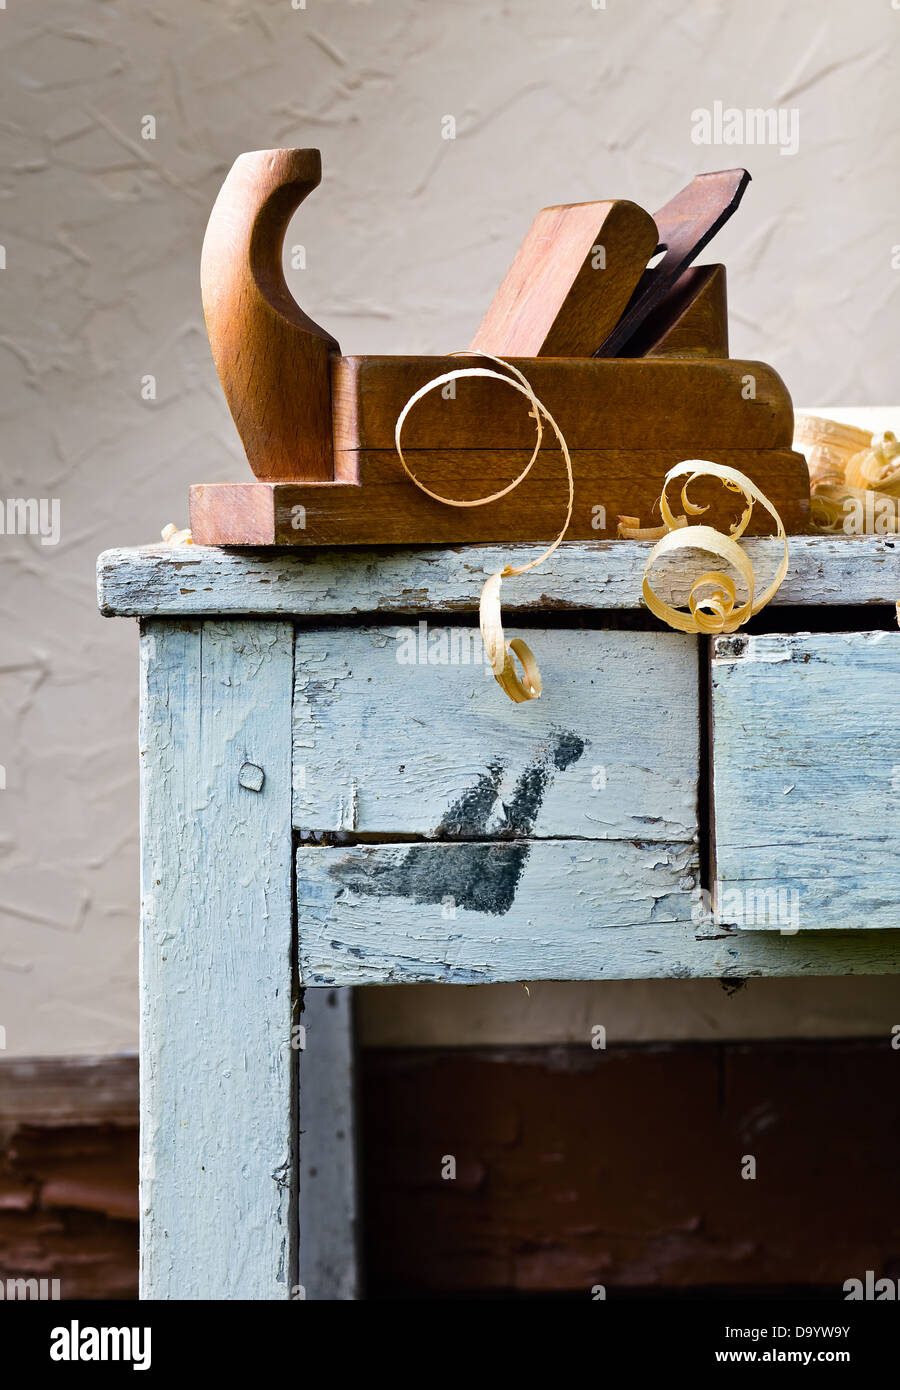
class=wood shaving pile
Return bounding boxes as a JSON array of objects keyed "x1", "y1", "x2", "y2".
[{"x1": 794, "y1": 414, "x2": 900, "y2": 534}]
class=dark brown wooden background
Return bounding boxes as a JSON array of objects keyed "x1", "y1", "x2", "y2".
[
  {"x1": 1, "y1": 1040, "x2": 898, "y2": 1299},
  {"x1": 361, "y1": 1041, "x2": 900, "y2": 1298}
]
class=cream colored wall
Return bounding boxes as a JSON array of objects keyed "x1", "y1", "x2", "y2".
[{"x1": 1, "y1": 0, "x2": 898, "y2": 1056}]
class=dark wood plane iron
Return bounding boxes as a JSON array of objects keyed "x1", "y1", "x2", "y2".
[{"x1": 190, "y1": 149, "x2": 809, "y2": 545}]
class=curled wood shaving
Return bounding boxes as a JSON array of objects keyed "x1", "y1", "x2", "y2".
[
  {"x1": 395, "y1": 352, "x2": 573, "y2": 703},
  {"x1": 395, "y1": 365, "x2": 789, "y2": 689},
  {"x1": 809, "y1": 483, "x2": 900, "y2": 534},
  {"x1": 479, "y1": 573, "x2": 543, "y2": 703},
  {"x1": 799, "y1": 415, "x2": 900, "y2": 535},
  {"x1": 617, "y1": 513, "x2": 688, "y2": 541},
  {"x1": 642, "y1": 461, "x2": 788, "y2": 634},
  {"x1": 844, "y1": 431, "x2": 900, "y2": 495},
  {"x1": 161, "y1": 523, "x2": 193, "y2": 545},
  {"x1": 793, "y1": 414, "x2": 872, "y2": 490}
]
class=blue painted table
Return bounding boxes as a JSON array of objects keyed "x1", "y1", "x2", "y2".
[{"x1": 98, "y1": 535, "x2": 900, "y2": 1299}]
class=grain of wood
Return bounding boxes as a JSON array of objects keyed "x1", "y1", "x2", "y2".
[
  {"x1": 712, "y1": 631, "x2": 900, "y2": 931},
  {"x1": 639, "y1": 264, "x2": 729, "y2": 358},
  {"x1": 0, "y1": 1056, "x2": 138, "y2": 1126},
  {"x1": 201, "y1": 149, "x2": 339, "y2": 481},
  {"x1": 98, "y1": 537, "x2": 900, "y2": 618},
  {"x1": 189, "y1": 445, "x2": 809, "y2": 546},
  {"x1": 469, "y1": 199, "x2": 658, "y2": 357},
  {"x1": 331, "y1": 356, "x2": 794, "y2": 451},
  {"x1": 292, "y1": 627, "x2": 699, "y2": 840},
  {"x1": 140, "y1": 620, "x2": 295, "y2": 1298}
]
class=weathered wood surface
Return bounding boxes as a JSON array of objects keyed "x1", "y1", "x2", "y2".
[
  {"x1": 140, "y1": 620, "x2": 296, "y2": 1299},
  {"x1": 331, "y1": 356, "x2": 794, "y2": 450},
  {"x1": 298, "y1": 987, "x2": 360, "y2": 1301},
  {"x1": 296, "y1": 840, "x2": 900, "y2": 982},
  {"x1": 189, "y1": 445, "x2": 808, "y2": 545},
  {"x1": 293, "y1": 628, "x2": 698, "y2": 840},
  {"x1": 98, "y1": 536, "x2": 900, "y2": 618},
  {"x1": 0, "y1": 1055, "x2": 138, "y2": 1126},
  {"x1": 712, "y1": 631, "x2": 900, "y2": 931},
  {"x1": 0, "y1": 1065, "x2": 139, "y2": 1299},
  {"x1": 297, "y1": 839, "x2": 700, "y2": 985}
]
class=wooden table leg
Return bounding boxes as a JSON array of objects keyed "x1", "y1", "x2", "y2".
[{"x1": 139, "y1": 619, "x2": 295, "y2": 1299}]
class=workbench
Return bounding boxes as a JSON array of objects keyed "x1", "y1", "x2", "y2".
[{"x1": 98, "y1": 533, "x2": 900, "y2": 1299}]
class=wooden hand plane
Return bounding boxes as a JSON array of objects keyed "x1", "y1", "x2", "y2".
[{"x1": 190, "y1": 149, "x2": 809, "y2": 545}]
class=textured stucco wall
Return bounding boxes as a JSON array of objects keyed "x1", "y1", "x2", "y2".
[{"x1": 1, "y1": 0, "x2": 898, "y2": 1055}]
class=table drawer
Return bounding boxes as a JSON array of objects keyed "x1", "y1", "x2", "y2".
[
  {"x1": 293, "y1": 625, "x2": 700, "y2": 983},
  {"x1": 711, "y1": 631, "x2": 900, "y2": 931}
]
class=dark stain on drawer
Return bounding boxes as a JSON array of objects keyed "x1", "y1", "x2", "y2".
[
  {"x1": 336, "y1": 840, "x2": 531, "y2": 916},
  {"x1": 329, "y1": 729, "x2": 585, "y2": 914}
]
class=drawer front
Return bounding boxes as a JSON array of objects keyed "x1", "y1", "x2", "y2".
[
  {"x1": 293, "y1": 626, "x2": 698, "y2": 840},
  {"x1": 711, "y1": 631, "x2": 900, "y2": 931},
  {"x1": 293, "y1": 625, "x2": 700, "y2": 983}
]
